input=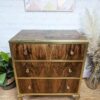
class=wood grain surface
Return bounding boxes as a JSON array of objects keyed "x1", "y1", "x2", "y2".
[
  {"x1": 1, "y1": 80, "x2": 100, "y2": 100},
  {"x1": 11, "y1": 43, "x2": 86, "y2": 60},
  {"x1": 15, "y1": 62, "x2": 82, "y2": 77},
  {"x1": 9, "y1": 30, "x2": 88, "y2": 99},
  {"x1": 9, "y1": 30, "x2": 88, "y2": 43},
  {"x1": 18, "y1": 79, "x2": 79, "y2": 94}
]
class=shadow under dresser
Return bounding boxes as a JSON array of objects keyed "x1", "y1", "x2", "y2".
[{"x1": 9, "y1": 30, "x2": 88, "y2": 100}]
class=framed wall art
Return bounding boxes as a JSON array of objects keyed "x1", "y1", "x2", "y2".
[{"x1": 24, "y1": 0, "x2": 75, "y2": 12}]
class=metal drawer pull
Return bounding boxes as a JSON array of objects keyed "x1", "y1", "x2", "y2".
[
  {"x1": 28, "y1": 85, "x2": 31, "y2": 90},
  {"x1": 67, "y1": 85, "x2": 70, "y2": 90},
  {"x1": 26, "y1": 68, "x2": 30, "y2": 73},
  {"x1": 68, "y1": 68, "x2": 72, "y2": 73},
  {"x1": 70, "y1": 50, "x2": 74, "y2": 55},
  {"x1": 24, "y1": 50, "x2": 28, "y2": 55}
]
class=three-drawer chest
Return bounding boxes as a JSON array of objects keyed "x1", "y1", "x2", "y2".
[{"x1": 9, "y1": 30, "x2": 88, "y2": 100}]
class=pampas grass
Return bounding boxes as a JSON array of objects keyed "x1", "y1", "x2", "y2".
[
  {"x1": 82, "y1": 8, "x2": 100, "y2": 89},
  {"x1": 82, "y1": 9, "x2": 100, "y2": 55}
]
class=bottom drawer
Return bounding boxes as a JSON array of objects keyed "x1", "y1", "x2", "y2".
[{"x1": 18, "y1": 79, "x2": 79, "y2": 94}]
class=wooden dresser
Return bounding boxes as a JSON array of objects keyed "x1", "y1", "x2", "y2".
[{"x1": 9, "y1": 30, "x2": 88, "y2": 100}]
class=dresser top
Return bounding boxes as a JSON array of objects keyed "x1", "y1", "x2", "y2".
[{"x1": 9, "y1": 30, "x2": 88, "y2": 43}]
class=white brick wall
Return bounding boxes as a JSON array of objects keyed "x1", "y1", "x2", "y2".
[{"x1": 0, "y1": 0, "x2": 99, "y2": 52}]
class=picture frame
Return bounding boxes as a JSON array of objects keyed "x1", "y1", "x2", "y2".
[{"x1": 24, "y1": 0, "x2": 75, "y2": 12}]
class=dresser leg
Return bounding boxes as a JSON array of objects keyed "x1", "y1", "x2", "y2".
[
  {"x1": 18, "y1": 97, "x2": 23, "y2": 100},
  {"x1": 72, "y1": 94, "x2": 80, "y2": 100}
]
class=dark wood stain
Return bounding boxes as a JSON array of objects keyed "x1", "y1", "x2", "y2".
[
  {"x1": 9, "y1": 30, "x2": 88, "y2": 95},
  {"x1": 15, "y1": 62, "x2": 82, "y2": 77},
  {"x1": 18, "y1": 79, "x2": 79, "y2": 93},
  {"x1": 11, "y1": 43, "x2": 86, "y2": 60}
]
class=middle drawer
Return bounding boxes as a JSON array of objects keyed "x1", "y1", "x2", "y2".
[{"x1": 15, "y1": 62, "x2": 82, "y2": 77}]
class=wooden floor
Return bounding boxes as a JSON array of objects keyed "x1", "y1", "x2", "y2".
[{"x1": 0, "y1": 80, "x2": 100, "y2": 100}]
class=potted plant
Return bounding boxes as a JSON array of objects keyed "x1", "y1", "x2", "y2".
[{"x1": 0, "y1": 51, "x2": 16, "y2": 90}]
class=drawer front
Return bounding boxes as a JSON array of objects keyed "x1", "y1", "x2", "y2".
[
  {"x1": 18, "y1": 79, "x2": 79, "y2": 94},
  {"x1": 15, "y1": 62, "x2": 82, "y2": 77},
  {"x1": 11, "y1": 43, "x2": 86, "y2": 60}
]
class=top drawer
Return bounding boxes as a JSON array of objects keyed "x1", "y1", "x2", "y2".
[{"x1": 10, "y1": 43, "x2": 86, "y2": 60}]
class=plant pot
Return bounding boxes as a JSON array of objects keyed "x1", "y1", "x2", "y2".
[
  {"x1": 85, "y1": 55, "x2": 99, "y2": 89},
  {"x1": 2, "y1": 77, "x2": 16, "y2": 90}
]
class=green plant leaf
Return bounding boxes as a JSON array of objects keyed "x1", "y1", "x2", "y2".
[
  {"x1": 0, "y1": 73, "x2": 6, "y2": 86},
  {"x1": 0, "y1": 52, "x2": 9, "y2": 62},
  {"x1": 0, "y1": 61, "x2": 8, "y2": 68},
  {"x1": 0, "y1": 66, "x2": 6, "y2": 74},
  {"x1": 0, "y1": 62, "x2": 4, "y2": 67}
]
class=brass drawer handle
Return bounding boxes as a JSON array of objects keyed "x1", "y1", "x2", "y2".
[
  {"x1": 28, "y1": 85, "x2": 31, "y2": 90},
  {"x1": 26, "y1": 68, "x2": 30, "y2": 73},
  {"x1": 68, "y1": 68, "x2": 72, "y2": 73},
  {"x1": 67, "y1": 85, "x2": 70, "y2": 90},
  {"x1": 70, "y1": 50, "x2": 74, "y2": 55},
  {"x1": 24, "y1": 50, "x2": 28, "y2": 55}
]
